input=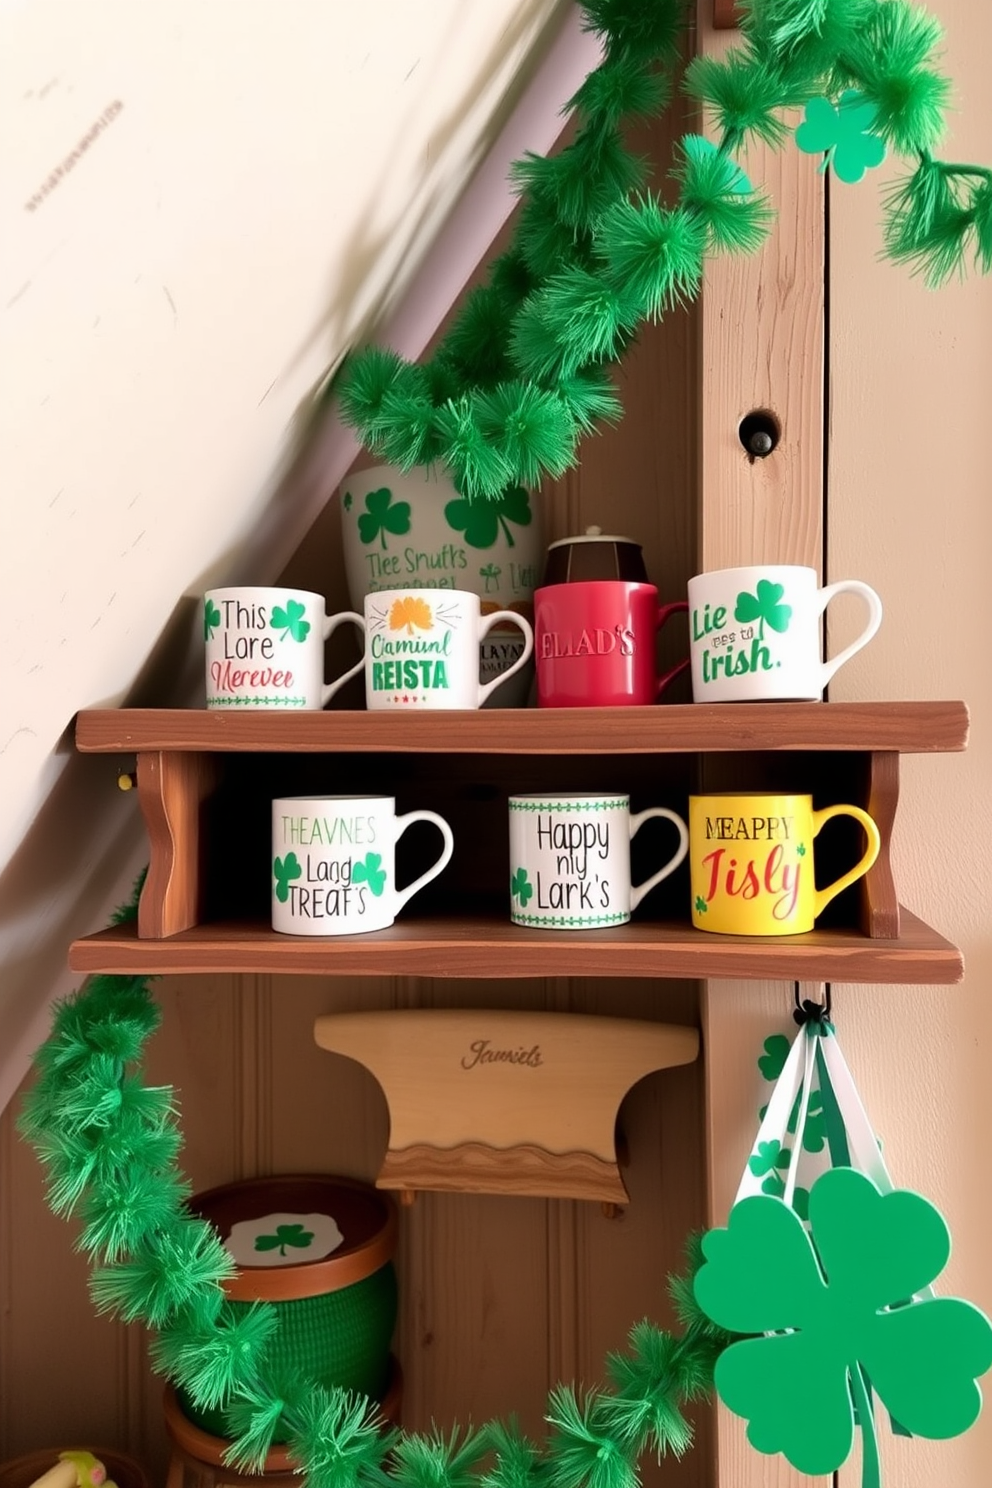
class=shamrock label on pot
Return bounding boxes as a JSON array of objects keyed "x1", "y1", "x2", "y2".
[
  {"x1": 224, "y1": 1211, "x2": 345, "y2": 1268},
  {"x1": 445, "y1": 483, "x2": 532, "y2": 549},
  {"x1": 357, "y1": 486, "x2": 412, "y2": 550}
]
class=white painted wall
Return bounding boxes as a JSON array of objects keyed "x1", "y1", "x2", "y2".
[
  {"x1": 829, "y1": 0, "x2": 992, "y2": 1479},
  {"x1": 0, "y1": 0, "x2": 600, "y2": 1111}
]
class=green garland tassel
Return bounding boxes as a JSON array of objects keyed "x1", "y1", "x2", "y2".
[{"x1": 333, "y1": 0, "x2": 990, "y2": 501}]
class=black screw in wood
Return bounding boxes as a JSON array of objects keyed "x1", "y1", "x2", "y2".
[{"x1": 739, "y1": 409, "x2": 781, "y2": 461}]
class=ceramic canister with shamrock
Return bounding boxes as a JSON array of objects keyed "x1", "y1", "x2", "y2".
[
  {"x1": 272, "y1": 795, "x2": 454, "y2": 935},
  {"x1": 686, "y1": 565, "x2": 882, "y2": 703},
  {"x1": 205, "y1": 587, "x2": 365, "y2": 709}
]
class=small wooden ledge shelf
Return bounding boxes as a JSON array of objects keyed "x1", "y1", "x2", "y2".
[
  {"x1": 75, "y1": 701, "x2": 969, "y2": 757},
  {"x1": 313, "y1": 1009, "x2": 700, "y2": 1204},
  {"x1": 69, "y1": 908, "x2": 964, "y2": 984}
]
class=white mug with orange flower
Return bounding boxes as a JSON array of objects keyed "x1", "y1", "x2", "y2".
[{"x1": 363, "y1": 587, "x2": 533, "y2": 710}]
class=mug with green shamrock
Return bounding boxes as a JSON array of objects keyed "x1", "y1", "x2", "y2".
[
  {"x1": 272, "y1": 795, "x2": 454, "y2": 935},
  {"x1": 205, "y1": 586, "x2": 365, "y2": 709},
  {"x1": 687, "y1": 565, "x2": 882, "y2": 702}
]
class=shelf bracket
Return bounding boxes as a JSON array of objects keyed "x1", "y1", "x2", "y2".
[{"x1": 137, "y1": 750, "x2": 217, "y2": 938}]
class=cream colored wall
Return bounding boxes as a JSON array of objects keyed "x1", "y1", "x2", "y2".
[
  {"x1": 0, "y1": 0, "x2": 597, "y2": 1114},
  {"x1": 828, "y1": 0, "x2": 992, "y2": 1481}
]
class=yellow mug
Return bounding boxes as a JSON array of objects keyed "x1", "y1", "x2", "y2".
[{"x1": 689, "y1": 792, "x2": 880, "y2": 935}]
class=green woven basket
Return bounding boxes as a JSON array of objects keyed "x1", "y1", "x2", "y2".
[{"x1": 178, "y1": 1174, "x2": 398, "y2": 1439}]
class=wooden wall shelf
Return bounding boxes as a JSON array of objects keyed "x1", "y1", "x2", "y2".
[
  {"x1": 69, "y1": 907, "x2": 963, "y2": 983},
  {"x1": 70, "y1": 703, "x2": 967, "y2": 979}
]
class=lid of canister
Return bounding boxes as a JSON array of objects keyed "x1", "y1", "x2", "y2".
[{"x1": 543, "y1": 526, "x2": 649, "y2": 584}]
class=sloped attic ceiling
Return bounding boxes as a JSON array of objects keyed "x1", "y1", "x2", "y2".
[{"x1": 0, "y1": 0, "x2": 602, "y2": 1113}]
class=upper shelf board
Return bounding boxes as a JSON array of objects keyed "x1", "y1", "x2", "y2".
[
  {"x1": 75, "y1": 702, "x2": 969, "y2": 757},
  {"x1": 68, "y1": 908, "x2": 963, "y2": 984}
]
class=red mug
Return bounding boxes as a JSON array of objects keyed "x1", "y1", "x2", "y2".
[{"x1": 534, "y1": 581, "x2": 689, "y2": 707}]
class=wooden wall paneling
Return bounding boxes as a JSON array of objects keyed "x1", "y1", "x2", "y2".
[
  {"x1": 266, "y1": 973, "x2": 395, "y2": 1182},
  {"x1": 695, "y1": 2, "x2": 826, "y2": 1482},
  {"x1": 389, "y1": 977, "x2": 553, "y2": 1435},
  {"x1": 0, "y1": 1074, "x2": 127, "y2": 1453},
  {"x1": 568, "y1": 978, "x2": 710, "y2": 1487}
]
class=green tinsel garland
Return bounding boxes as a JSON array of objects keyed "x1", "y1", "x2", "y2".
[
  {"x1": 19, "y1": 874, "x2": 732, "y2": 1479},
  {"x1": 335, "y1": 0, "x2": 992, "y2": 502}
]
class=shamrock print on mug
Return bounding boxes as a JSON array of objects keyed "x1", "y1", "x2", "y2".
[{"x1": 687, "y1": 564, "x2": 882, "y2": 702}]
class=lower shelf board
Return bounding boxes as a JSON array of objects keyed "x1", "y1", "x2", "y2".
[{"x1": 68, "y1": 908, "x2": 963, "y2": 983}]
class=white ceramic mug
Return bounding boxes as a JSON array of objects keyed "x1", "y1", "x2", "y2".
[
  {"x1": 205, "y1": 587, "x2": 365, "y2": 710},
  {"x1": 363, "y1": 587, "x2": 533, "y2": 710},
  {"x1": 687, "y1": 565, "x2": 882, "y2": 702},
  {"x1": 272, "y1": 795, "x2": 454, "y2": 935},
  {"x1": 508, "y1": 794, "x2": 688, "y2": 930}
]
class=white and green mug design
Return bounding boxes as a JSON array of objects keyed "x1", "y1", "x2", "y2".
[
  {"x1": 508, "y1": 793, "x2": 688, "y2": 930},
  {"x1": 205, "y1": 586, "x2": 365, "y2": 710},
  {"x1": 272, "y1": 795, "x2": 454, "y2": 936},
  {"x1": 364, "y1": 587, "x2": 533, "y2": 709},
  {"x1": 687, "y1": 564, "x2": 882, "y2": 702}
]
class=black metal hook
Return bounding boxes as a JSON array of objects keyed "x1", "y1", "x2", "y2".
[{"x1": 793, "y1": 981, "x2": 832, "y2": 1028}]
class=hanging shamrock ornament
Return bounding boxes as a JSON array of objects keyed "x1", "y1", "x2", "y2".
[
  {"x1": 696, "y1": 1167, "x2": 992, "y2": 1480},
  {"x1": 693, "y1": 1016, "x2": 992, "y2": 1486}
]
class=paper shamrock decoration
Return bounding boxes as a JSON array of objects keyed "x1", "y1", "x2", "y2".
[
  {"x1": 795, "y1": 90, "x2": 887, "y2": 184},
  {"x1": 694, "y1": 1020, "x2": 992, "y2": 1486},
  {"x1": 696, "y1": 1168, "x2": 992, "y2": 1477}
]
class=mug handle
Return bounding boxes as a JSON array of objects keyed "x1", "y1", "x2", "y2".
[
  {"x1": 628, "y1": 807, "x2": 690, "y2": 912},
  {"x1": 655, "y1": 600, "x2": 690, "y2": 698},
  {"x1": 393, "y1": 810, "x2": 455, "y2": 913},
  {"x1": 816, "y1": 580, "x2": 883, "y2": 691},
  {"x1": 320, "y1": 612, "x2": 366, "y2": 707},
  {"x1": 477, "y1": 611, "x2": 535, "y2": 705},
  {"x1": 811, "y1": 804, "x2": 881, "y2": 920}
]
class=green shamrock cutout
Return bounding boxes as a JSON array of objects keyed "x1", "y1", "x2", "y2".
[
  {"x1": 273, "y1": 852, "x2": 302, "y2": 903},
  {"x1": 795, "y1": 90, "x2": 887, "y2": 185},
  {"x1": 681, "y1": 133, "x2": 753, "y2": 193},
  {"x1": 694, "y1": 895, "x2": 708, "y2": 914},
  {"x1": 204, "y1": 598, "x2": 221, "y2": 641},
  {"x1": 757, "y1": 1033, "x2": 791, "y2": 1081},
  {"x1": 357, "y1": 487, "x2": 411, "y2": 549},
  {"x1": 445, "y1": 483, "x2": 532, "y2": 550},
  {"x1": 511, "y1": 867, "x2": 534, "y2": 906},
  {"x1": 269, "y1": 599, "x2": 310, "y2": 642},
  {"x1": 254, "y1": 1222, "x2": 314, "y2": 1257},
  {"x1": 748, "y1": 1138, "x2": 791, "y2": 1178},
  {"x1": 351, "y1": 852, "x2": 387, "y2": 897},
  {"x1": 734, "y1": 579, "x2": 792, "y2": 640},
  {"x1": 695, "y1": 1167, "x2": 992, "y2": 1477}
]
